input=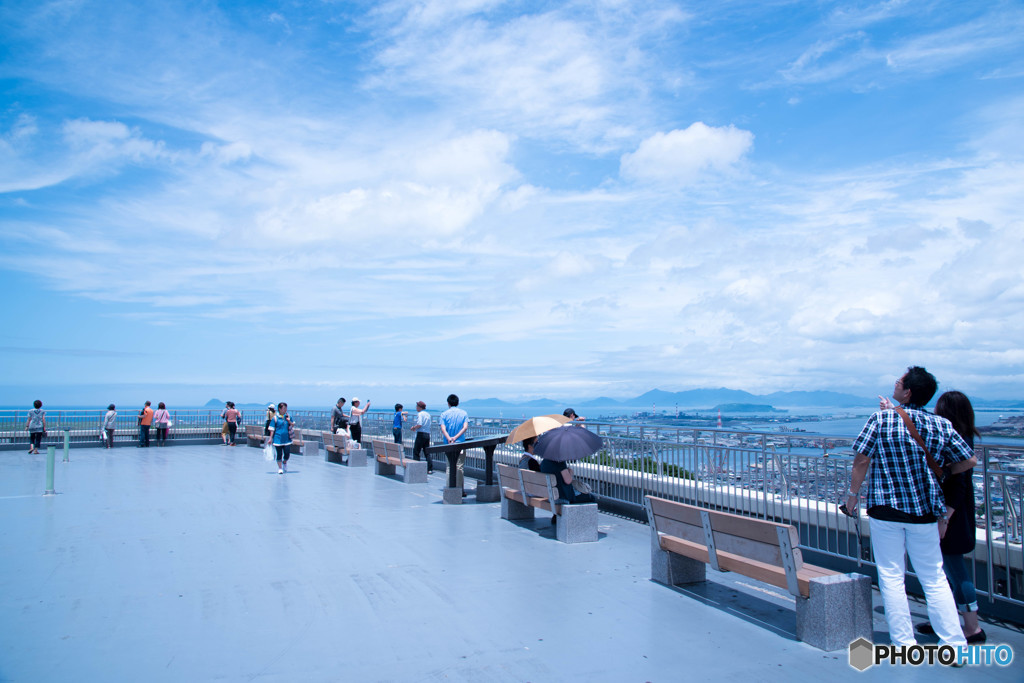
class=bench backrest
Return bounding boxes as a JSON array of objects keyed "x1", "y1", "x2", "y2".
[
  {"x1": 497, "y1": 463, "x2": 560, "y2": 510},
  {"x1": 370, "y1": 439, "x2": 387, "y2": 460},
  {"x1": 646, "y1": 495, "x2": 803, "y2": 593},
  {"x1": 496, "y1": 463, "x2": 521, "y2": 492},
  {"x1": 246, "y1": 425, "x2": 262, "y2": 437},
  {"x1": 383, "y1": 441, "x2": 405, "y2": 464}
]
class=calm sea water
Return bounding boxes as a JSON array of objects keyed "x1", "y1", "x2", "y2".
[{"x1": 5, "y1": 404, "x2": 1020, "y2": 444}]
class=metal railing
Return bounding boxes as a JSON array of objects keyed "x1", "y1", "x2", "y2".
[
  {"x1": 4, "y1": 408, "x2": 1022, "y2": 611},
  {"x1": 356, "y1": 412, "x2": 1024, "y2": 612}
]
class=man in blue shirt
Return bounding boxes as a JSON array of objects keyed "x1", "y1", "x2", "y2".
[
  {"x1": 392, "y1": 404, "x2": 405, "y2": 444},
  {"x1": 439, "y1": 394, "x2": 469, "y2": 493},
  {"x1": 845, "y1": 366, "x2": 976, "y2": 648}
]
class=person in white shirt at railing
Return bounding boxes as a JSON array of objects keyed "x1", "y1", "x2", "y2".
[
  {"x1": 410, "y1": 401, "x2": 432, "y2": 474},
  {"x1": 102, "y1": 404, "x2": 117, "y2": 449},
  {"x1": 349, "y1": 397, "x2": 370, "y2": 445}
]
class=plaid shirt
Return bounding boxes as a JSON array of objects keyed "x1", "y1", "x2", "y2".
[{"x1": 852, "y1": 404, "x2": 974, "y2": 518}]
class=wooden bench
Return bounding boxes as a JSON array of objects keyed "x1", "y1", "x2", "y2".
[
  {"x1": 645, "y1": 495, "x2": 872, "y2": 651},
  {"x1": 321, "y1": 431, "x2": 364, "y2": 467},
  {"x1": 371, "y1": 439, "x2": 427, "y2": 483},
  {"x1": 497, "y1": 463, "x2": 598, "y2": 544}
]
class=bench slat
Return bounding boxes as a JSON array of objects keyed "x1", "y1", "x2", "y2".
[
  {"x1": 658, "y1": 534, "x2": 825, "y2": 597},
  {"x1": 652, "y1": 512, "x2": 802, "y2": 569},
  {"x1": 383, "y1": 441, "x2": 405, "y2": 465},
  {"x1": 649, "y1": 496, "x2": 799, "y2": 549}
]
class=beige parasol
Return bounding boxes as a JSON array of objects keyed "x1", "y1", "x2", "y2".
[{"x1": 505, "y1": 414, "x2": 571, "y2": 444}]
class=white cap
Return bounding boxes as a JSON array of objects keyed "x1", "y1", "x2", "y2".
[{"x1": 352, "y1": 397, "x2": 360, "y2": 403}]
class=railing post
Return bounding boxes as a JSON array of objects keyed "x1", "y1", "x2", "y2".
[
  {"x1": 63, "y1": 429, "x2": 70, "y2": 462},
  {"x1": 44, "y1": 446, "x2": 56, "y2": 495}
]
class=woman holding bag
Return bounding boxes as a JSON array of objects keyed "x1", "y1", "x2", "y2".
[
  {"x1": 102, "y1": 404, "x2": 117, "y2": 449},
  {"x1": 267, "y1": 402, "x2": 294, "y2": 475},
  {"x1": 153, "y1": 402, "x2": 171, "y2": 446}
]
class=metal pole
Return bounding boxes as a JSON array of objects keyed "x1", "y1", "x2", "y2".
[
  {"x1": 44, "y1": 446, "x2": 56, "y2": 495},
  {"x1": 63, "y1": 428, "x2": 70, "y2": 462}
]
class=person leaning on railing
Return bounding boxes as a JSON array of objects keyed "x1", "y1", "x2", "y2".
[{"x1": 102, "y1": 404, "x2": 117, "y2": 449}]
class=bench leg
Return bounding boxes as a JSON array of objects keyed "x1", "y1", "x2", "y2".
[
  {"x1": 402, "y1": 460, "x2": 428, "y2": 483},
  {"x1": 501, "y1": 496, "x2": 534, "y2": 521},
  {"x1": 555, "y1": 503, "x2": 598, "y2": 544},
  {"x1": 651, "y1": 529, "x2": 706, "y2": 586},
  {"x1": 375, "y1": 459, "x2": 396, "y2": 476},
  {"x1": 796, "y1": 573, "x2": 873, "y2": 651}
]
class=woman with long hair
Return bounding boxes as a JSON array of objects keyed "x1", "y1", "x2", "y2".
[{"x1": 917, "y1": 390, "x2": 986, "y2": 643}]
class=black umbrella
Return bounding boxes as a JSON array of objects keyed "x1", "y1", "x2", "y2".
[{"x1": 534, "y1": 424, "x2": 603, "y2": 462}]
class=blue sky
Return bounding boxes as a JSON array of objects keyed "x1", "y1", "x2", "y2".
[{"x1": 2, "y1": 0, "x2": 1023, "y2": 408}]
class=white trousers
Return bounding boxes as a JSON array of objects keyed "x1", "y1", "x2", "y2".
[{"x1": 869, "y1": 517, "x2": 967, "y2": 647}]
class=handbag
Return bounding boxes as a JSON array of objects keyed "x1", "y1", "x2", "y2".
[
  {"x1": 572, "y1": 478, "x2": 592, "y2": 495},
  {"x1": 263, "y1": 442, "x2": 275, "y2": 461}
]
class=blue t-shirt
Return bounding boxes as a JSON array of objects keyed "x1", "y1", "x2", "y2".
[
  {"x1": 393, "y1": 412, "x2": 403, "y2": 429},
  {"x1": 439, "y1": 407, "x2": 468, "y2": 443},
  {"x1": 271, "y1": 415, "x2": 292, "y2": 445}
]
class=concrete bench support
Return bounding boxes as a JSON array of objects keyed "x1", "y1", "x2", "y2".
[
  {"x1": 556, "y1": 503, "x2": 598, "y2": 544},
  {"x1": 796, "y1": 573, "x2": 873, "y2": 651},
  {"x1": 475, "y1": 484, "x2": 500, "y2": 503},
  {"x1": 345, "y1": 447, "x2": 367, "y2": 467},
  {"x1": 401, "y1": 459, "x2": 428, "y2": 483},
  {"x1": 501, "y1": 495, "x2": 535, "y2": 521},
  {"x1": 650, "y1": 528, "x2": 707, "y2": 586}
]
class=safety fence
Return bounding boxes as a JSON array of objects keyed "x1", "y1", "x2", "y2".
[{"x1": 4, "y1": 408, "x2": 1022, "y2": 612}]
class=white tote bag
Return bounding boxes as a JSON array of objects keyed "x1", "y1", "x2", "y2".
[{"x1": 263, "y1": 442, "x2": 275, "y2": 461}]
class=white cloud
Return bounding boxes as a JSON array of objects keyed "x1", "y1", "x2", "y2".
[
  {"x1": 619, "y1": 123, "x2": 754, "y2": 185},
  {"x1": 2, "y1": 1, "x2": 1023, "y2": 401}
]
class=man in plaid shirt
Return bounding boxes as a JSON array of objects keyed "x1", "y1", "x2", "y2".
[{"x1": 845, "y1": 366, "x2": 976, "y2": 648}]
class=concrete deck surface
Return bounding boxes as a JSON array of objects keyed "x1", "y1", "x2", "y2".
[{"x1": 1, "y1": 445, "x2": 1021, "y2": 682}]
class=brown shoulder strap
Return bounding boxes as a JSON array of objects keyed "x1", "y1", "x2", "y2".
[{"x1": 892, "y1": 406, "x2": 944, "y2": 483}]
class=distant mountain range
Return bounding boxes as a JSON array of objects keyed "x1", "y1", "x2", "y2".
[
  {"x1": 462, "y1": 389, "x2": 1024, "y2": 411},
  {"x1": 463, "y1": 389, "x2": 877, "y2": 410}
]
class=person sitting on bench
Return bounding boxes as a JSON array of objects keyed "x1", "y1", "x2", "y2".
[
  {"x1": 518, "y1": 436, "x2": 541, "y2": 471},
  {"x1": 539, "y1": 457, "x2": 594, "y2": 504}
]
